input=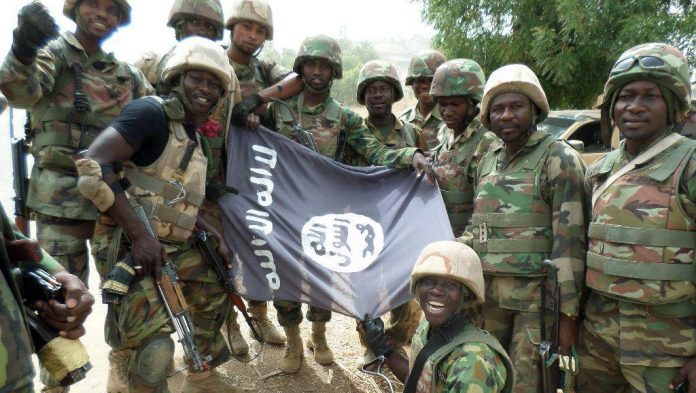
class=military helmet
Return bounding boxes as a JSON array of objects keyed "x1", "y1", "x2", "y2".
[
  {"x1": 405, "y1": 49, "x2": 446, "y2": 86},
  {"x1": 691, "y1": 82, "x2": 696, "y2": 112},
  {"x1": 293, "y1": 35, "x2": 343, "y2": 79},
  {"x1": 480, "y1": 64, "x2": 550, "y2": 129},
  {"x1": 225, "y1": 0, "x2": 274, "y2": 40},
  {"x1": 600, "y1": 43, "x2": 691, "y2": 117},
  {"x1": 63, "y1": 0, "x2": 131, "y2": 26},
  {"x1": 410, "y1": 241, "x2": 485, "y2": 304},
  {"x1": 429, "y1": 59, "x2": 486, "y2": 102},
  {"x1": 161, "y1": 36, "x2": 233, "y2": 95},
  {"x1": 356, "y1": 59, "x2": 404, "y2": 105},
  {"x1": 167, "y1": 0, "x2": 224, "y2": 40}
]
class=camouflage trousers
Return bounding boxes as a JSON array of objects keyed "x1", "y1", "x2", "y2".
[
  {"x1": 356, "y1": 299, "x2": 422, "y2": 349},
  {"x1": 273, "y1": 300, "x2": 331, "y2": 327},
  {"x1": 482, "y1": 276, "x2": 550, "y2": 393},
  {"x1": 576, "y1": 291, "x2": 694, "y2": 393},
  {"x1": 35, "y1": 213, "x2": 94, "y2": 285},
  {"x1": 92, "y1": 219, "x2": 231, "y2": 378}
]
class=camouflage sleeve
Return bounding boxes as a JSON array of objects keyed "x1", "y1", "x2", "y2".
[
  {"x1": 344, "y1": 108, "x2": 418, "y2": 167},
  {"x1": 261, "y1": 59, "x2": 292, "y2": 85},
  {"x1": 133, "y1": 50, "x2": 161, "y2": 86},
  {"x1": 440, "y1": 342, "x2": 508, "y2": 392},
  {"x1": 130, "y1": 66, "x2": 155, "y2": 98},
  {"x1": 682, "y1": 150, "x2": 696, "y2": 218},
  {"x1": 542, "y1": 142, "x2": 587, "y2": 316},
  {"x1": 0, "y1": 46, "x2": 59, "y2": 108},
  {"x1": 0, "y1": 206, "x2": 63, "y2": 274}
]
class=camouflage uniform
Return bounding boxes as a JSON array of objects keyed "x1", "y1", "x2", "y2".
[
  {"x1": 0, "y1": 28, "x2": 152, "y2": 284},
  {"x1": 399, "y1": 49, "x2": 447, "y2": 150},
  {"x1": 577, "y1": 43, "x2": 696, "y2": 393},
  {"x1": 0, "y1": 204, "x2": 64, "y2": 393}
]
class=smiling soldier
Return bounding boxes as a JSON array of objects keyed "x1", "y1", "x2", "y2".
[{"x1": 360, "y1": 241, "x2": 514, "y2": 393}]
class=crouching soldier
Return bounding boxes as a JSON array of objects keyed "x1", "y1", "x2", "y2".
[
  {"x1": 76, "y1": 37, "x2": 241, "y2": 392},
  {"x1": 360, "y1": 241, "x2": 513, "y2": 393}
]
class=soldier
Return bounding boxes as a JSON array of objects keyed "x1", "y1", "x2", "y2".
[
  {"x1": 429, "y1": 59, "x2": 499, "y2": 238},
  {"x1": 399, "y1": 49, "x2": 446, "y2": 150},
  {"x1": 352, "y1": 58, "x2": 423, "y2": 362},
  {"x1": 263, "y1": 34, "x2": 433, "y2": 374},
  {"x1": 470, "y1": 64, "x2": 586, "y2": 392},
  {"x1": 77, "y1": 37, "x2": 240, "y2": 392},
  {"x1": 0, "y1": 0, "x2": 152, "y2": 287},
  {"x1": 0, "y1": 202, "x2": 94, "y2": 393},
  {"x1": 360, "y1": 241, "x2": 514, "y2": 393},
  {"x1": 576, "y1": 43, "x2": 696, "y2": 393},
  {"x1": 678, "y1": 82, "x2": 696, "y2": 139}
]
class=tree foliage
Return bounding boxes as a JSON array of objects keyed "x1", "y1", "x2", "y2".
[
  {"x1": 261, "y1": 38, "x2": 379, "y2": 105},
  {"x1": 417, "y1": 0, "x2": 695, "y2": 108}
]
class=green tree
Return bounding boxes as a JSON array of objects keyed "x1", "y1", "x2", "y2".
[
  {"x1": 261, "y1": 38, "x2": 379, "y2": 105},
  {"x1": 417, "y1": 0, "x2": 695, "y2": 108}
]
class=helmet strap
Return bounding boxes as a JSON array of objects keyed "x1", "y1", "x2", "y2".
[{"x1": 303, "y1": 78, "x2": 332, "y2": 95}]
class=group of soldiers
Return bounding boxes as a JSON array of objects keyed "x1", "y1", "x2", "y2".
[{"x1": 1, "y1": 0, "x2": 696, "y2": 393}]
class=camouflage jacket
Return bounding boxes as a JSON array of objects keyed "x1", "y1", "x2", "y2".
[
  {"x1": 469, "y1": 129, "x2": 586, "y2": 315},
  {"x1": 230, "y1": 57, "x2": 290, "y2": 97},
  {"x1": 409, "y1": 319, "x2": 511, "y2": 393},
  {"x1": 348, "y1": 115, "x2": 424, "y2": 166},
  {"x1": 0, "y1": 32, "x2": 153, "y2": 221},
  {"x1": 265, "y1": 93, "x2": 417, "y2": 166},
  {"x1": 431, "y1": 119, "x2": 499, "y2": 237},
  {"x1": 399, "y1": 104, "x2": 444, "y2": 150},
  {"x1": 584, "y1": 130, "x2": 696, "y2": 366},
  {"x1": 0, "y1": 204, "x2": 63, "y2": 392}
]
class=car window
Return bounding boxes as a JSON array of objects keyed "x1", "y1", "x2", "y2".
[
  {"x1": 568, "y1": 121, "x2": 610, "y2": 153},
  {"x1": 537, "y1": 117, "x2": 575, "y2": 138}
]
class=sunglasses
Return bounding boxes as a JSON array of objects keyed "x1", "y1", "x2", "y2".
[{"x1": 610, "y1": 55, "x2": 669, "y2": 75}]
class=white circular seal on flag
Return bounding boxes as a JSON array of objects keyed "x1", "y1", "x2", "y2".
[{"x1": 301, "y1": 213, "x2": 384, "y2": 273}]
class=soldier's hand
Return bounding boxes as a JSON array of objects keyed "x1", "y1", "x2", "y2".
[
  {"x1": 12, "y1": 2, "x2": 59, "y2": 64},
  {"x1": 412, "y1": 151, "x2": 435, "y2": 185},
  {"x1": 359, "y1": 313, "x2": 393, "y2": 358},
  {"x1": 231, "y1": 93, "x2": 264, "y2": 128},
  {"x1": 131, "y1": 234, "x2": 165, "y2": 282},
  {"x1": 36, "y1": 270, "x2": 94, "y2": 340},
  {"x1": 671, "y1": 357, "x2": 696, "y2": 393},
  {"x1": 6, "y1": 238, "x2": 42, "y2": 263}
]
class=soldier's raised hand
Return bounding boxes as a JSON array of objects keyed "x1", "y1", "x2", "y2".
[
  {"x1": 12, "y1": 2, "x2": 59, "y2": 64},
  {"x1": 231, "y1": 93, "x2": 264, "y2": 128},
  {"x1": 359, "y1": 313, "x2": 393, "y2": 358}
]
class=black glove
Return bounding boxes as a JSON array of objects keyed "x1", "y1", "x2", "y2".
[
  {"x1": 12, "y1": 2, "x2": 59, "y2": 64},
  {"x1": 230, "y1": 93, "x2": 264, "y2": 127},
  {"x1": 361, "y1": 313, "x2": 393, "y2": 358}
]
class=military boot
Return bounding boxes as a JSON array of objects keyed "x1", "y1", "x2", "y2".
[
  {"x1": 280, "y1": 324, "x2": 304, "y2": 373},
  {"x1": 181, "y1": 369, "x2": 244, "y2": 393},
  {"x1": 248, "y1": 302, "x2": 286, "y2": 345},
  {"x1": 106, "y1": 349, "x2": 132, "y2": 393},
  {"x1": 224, "y1": 309, "x2": 249, "y2": 357},
  {"x1": 307, "y1": 322, "x2": 334, "y2": 365}
]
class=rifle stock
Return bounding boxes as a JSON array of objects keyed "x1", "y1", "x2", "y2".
[{"x1": 11, "y1": 137, "x2": 30, "y2": 237}]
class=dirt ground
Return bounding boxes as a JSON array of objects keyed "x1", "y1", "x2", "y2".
[{"x1": 32, "y1": 260, "x2": 408, "y2": 393}]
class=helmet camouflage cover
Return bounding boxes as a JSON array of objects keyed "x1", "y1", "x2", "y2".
[
  {"x1": 161, "y1": 36, "x2": 233, "y2": 95},
  {"x1": 293, "y1": 35, "x2": 343, "y2": 79},
  {"x1": 600, "y1": 43, "x2": 692, "y2": 121},
  {"x1": 167, "y1": 0, "x2": 225, "y2": 40},
  {"x1": 63, "y1": 0, "x2": 131, "y2": 26},
  {"x1": 429, "y1": 59, "x2": 486, "y2": 102},
  {"x1": 225, "y1": 0, "x2": 274, "y2": 40},
  {"x1": 356, "y1": 59, "x2": 404, "y2": 105},
  {"x1": 405, "y1": 49, "x2": 446, "y2": 86},
  {"x1": 410, "y1": 241, "x2": 485, "y2": 304}
]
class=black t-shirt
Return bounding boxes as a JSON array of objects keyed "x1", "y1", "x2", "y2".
[{"x1": 110, "y1": 96, "x2": 197, "y2": 167}]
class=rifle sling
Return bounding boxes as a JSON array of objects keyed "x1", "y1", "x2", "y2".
[{"x1": 403, "y1": 315, "x2": 470, "y2": 393}]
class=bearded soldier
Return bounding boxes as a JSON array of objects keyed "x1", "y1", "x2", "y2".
[
  {"x1": 77, "y1": 37, "x2": 241, "y2": 393},
  {"x1": 471, "y1": 64, "x2": 586, "y2": 392},
  {"x1": 262, "y1": 34, "x2": 433, "y2": 374},
  {"x1": 429, "y1": 59, "x2": 500, "y2": 239},
  {"x1": 399, "y1": 49, "x2": 446, "y2": 150},
  {"x1": 360, "y1": 241, "x2": 514, "y2": 393},
  {"x1": 577, "y1": 43, "x2": 696, "y2": 393}
]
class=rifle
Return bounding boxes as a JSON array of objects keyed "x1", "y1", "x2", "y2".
[
  {"x1": 102, "y1": 202, "x2": 211, "y2": 371},
  {"x1": 194, "y1": 229, "x2": 262, "y2": 343},
  {"x1": 11, "y1": 109, "x2": 30, "y2": 237}
]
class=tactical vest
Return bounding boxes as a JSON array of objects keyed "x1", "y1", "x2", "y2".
[
  {"x1": 31, "y1": 34, "x2": 141, "y2": 173},
  {"x1": 472, "y1": 133, "x2": 557, "y2": 276},
  {"x1": 349, "y1": 119, "x2": 419, "y2": 166},
  {"x1": 275, "y1": 94, "x2": 345, "y2": 160},
  {"x1": 587, "y1": 136, "x2": 696, "y2": 308},
  {"x1": 432, "y1": 123, "x2": 487, "y2": 235},
  {"x1": 409, "y1": 320, "x2": 514, "y2": 393},
  {"x1": 123, "y1": 99, "x2": 207, "y2": 243}
]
